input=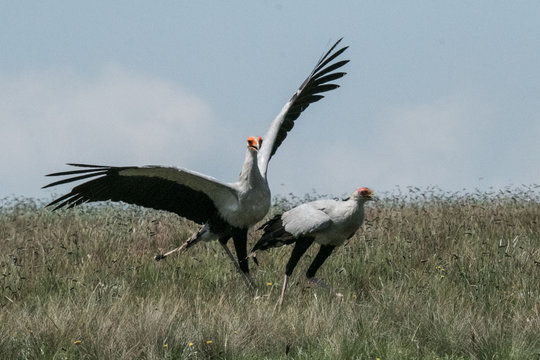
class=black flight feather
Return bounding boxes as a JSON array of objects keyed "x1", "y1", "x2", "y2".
[
  {"x1": 268, "y1": 38, "x2": 349, "y2": 158},
  {"x1": 43, "y1": 164, "x2": 218, "y2": 225}
]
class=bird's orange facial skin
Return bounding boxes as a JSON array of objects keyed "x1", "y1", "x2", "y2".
[
  {"x1": 247, "y1": 136, "x2": 262, "y2": 150},
  {"x1": 357, "y1": 187, "x2": 374, "y2": 199}
]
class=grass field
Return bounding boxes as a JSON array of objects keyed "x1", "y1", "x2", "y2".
[{"x1": 1, "y1": 186, "x2": 539, "y2": 359}]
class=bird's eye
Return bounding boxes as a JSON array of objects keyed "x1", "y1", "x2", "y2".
[{"x1": 258, "y1": 137, "x2": 263, "y2": 145}]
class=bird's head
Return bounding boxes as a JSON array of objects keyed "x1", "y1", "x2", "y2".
[
  {"x1": 356, "y1": 187, "x2": 374, "y2": 201},
  {"x1": 247, "y1": 136, "x2": 263, "y2": 151}
]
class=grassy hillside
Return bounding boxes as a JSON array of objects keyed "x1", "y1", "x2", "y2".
[{"x1": 1, "y1": 187, "x2": 539, "y2": 359}]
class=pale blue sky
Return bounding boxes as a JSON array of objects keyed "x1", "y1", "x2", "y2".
[{"x1": 1, "y1": 2, "x2": 539, "y2": 200}]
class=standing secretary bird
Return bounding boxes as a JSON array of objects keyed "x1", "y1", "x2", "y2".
[
  {"x1": 43, "y1": 39, "x2": 349, "y2": 289},
  {"x1": 252, "y1": 187, "x2": 374, "y2": 305}
]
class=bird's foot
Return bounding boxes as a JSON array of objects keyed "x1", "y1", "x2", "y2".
[{"x1": 154, "y1": 254, "x2": 166, "y2": 261}]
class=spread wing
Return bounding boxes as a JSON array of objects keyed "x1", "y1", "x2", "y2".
[
  {"x1": 43, "y1": 163, "x2": 238, "y2": 224},
  {"x1": 257, "y1": 38, "x2": 349, "y2": 177}
]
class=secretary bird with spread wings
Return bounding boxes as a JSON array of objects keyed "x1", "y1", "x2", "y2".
[
  {"x1": 252, "y1": 187, "x2": 373, "y2": 305},
  {"x1": 43, "y1": 39, "x2": 349, "y2": 289}
]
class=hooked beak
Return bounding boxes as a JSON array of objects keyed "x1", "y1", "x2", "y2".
[{"x1": 247, "y1": 136, "x2": 262, "y2": 151}]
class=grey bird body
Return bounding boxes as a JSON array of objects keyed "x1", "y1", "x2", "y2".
[
  {"x1": 281, "y1": 196, "x2": 366, "y2": 246},
  {"x1": 253, "y1": 187, "x2": 374, "y2": 305}
]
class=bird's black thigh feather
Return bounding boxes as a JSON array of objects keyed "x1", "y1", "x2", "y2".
[
  {"x1": 285, "y1": 238, "x2": 315, "y2": 276},
  {"x1": 306, "y1": 245, "x2": 335, "y2": 278},
  {"x1": 231, "y1": 228, "x2": 249, "y2": 274}
]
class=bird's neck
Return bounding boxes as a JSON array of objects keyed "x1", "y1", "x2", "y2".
[
  {"x1": 349, "y1": 195, "x2": 367, "y2": 215},
  {"x1": 238, "y1": 149, "x2": 264, "y2": 187}
]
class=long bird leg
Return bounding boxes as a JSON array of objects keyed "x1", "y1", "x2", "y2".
[
  {"x1": 154, "y1": 226, "x2": 203, "y2": 261},
  {"x1": 153, "y1": 242, "x2": 189, "y2": 261},
  {"x1": 305, "y1": 245, "x2": 342, "y2": 297},
  {"x1": 232, "y1": 229, "x2": 257, "y2": 290},
  {"x1": 279, "y1": 274, "x2": 289, "y2": 308},
  {"x1": 219, "y1": 234, "x2": 256, "y2": 291},
  {"x1": 279, "y1": 238, "x2": 314, "y2": 308}
]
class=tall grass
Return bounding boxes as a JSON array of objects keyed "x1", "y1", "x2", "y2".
[{"x1": 1, "y1": 186, "x2": 539, "y2": 359}]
